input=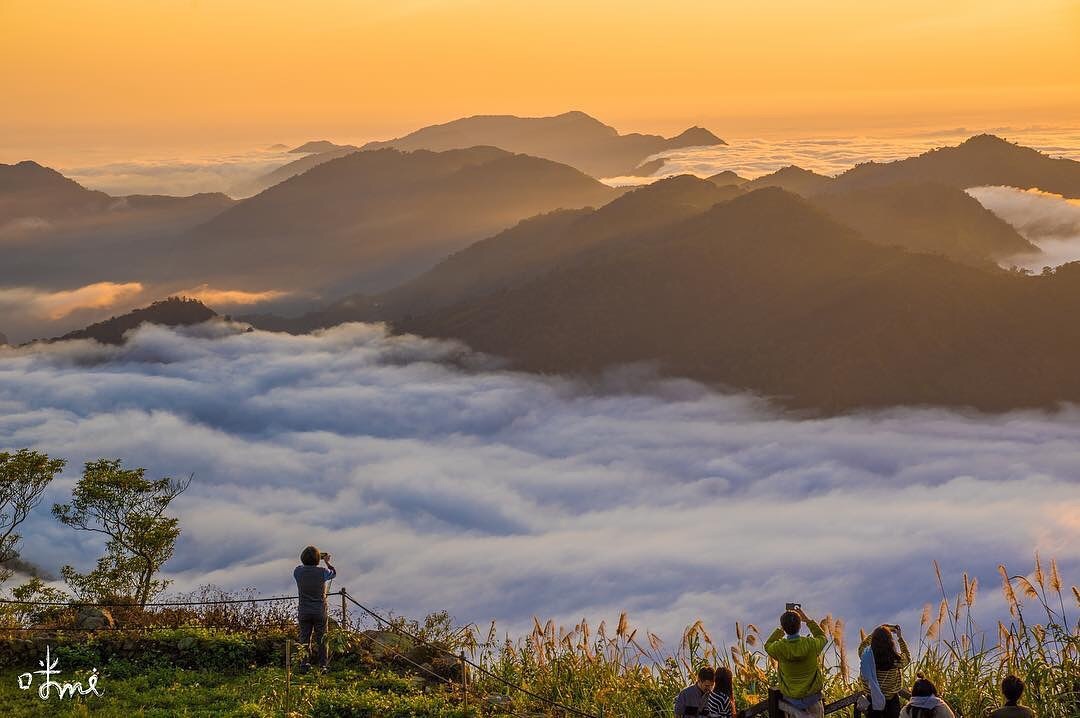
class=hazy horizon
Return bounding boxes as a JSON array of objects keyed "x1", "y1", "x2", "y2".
[
  {"x1": 4, "y1": 122, "x2": 1080, "y2": 201},
  {"x1": 4, "y1": 0, "x2": 1079, "y2": 157}
]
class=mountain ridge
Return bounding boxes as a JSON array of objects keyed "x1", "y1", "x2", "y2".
[
  {"x1": 358, "y1": 111, "x2": 726, "y2": 177},
  {"x1": 400, "y1": 186, "x2": 1080, "y2": 411},
  {"x1": 55, "y1": 297, "x2": 218, "y2": 345}
]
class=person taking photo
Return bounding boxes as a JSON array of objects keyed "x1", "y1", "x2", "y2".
[{"x1": 294, "y1": 545, "x2": 337, "y2": 674}]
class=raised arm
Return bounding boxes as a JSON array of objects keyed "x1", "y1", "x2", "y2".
[
  {"x1": 764, "y1": 627, "x2": 786, "y2": 658},
  {"x1": 895, "y1": 628, "x2": 910, "y2": 666},
  {"x1": 798, "y1": 608, "x2": 827, "y2": 652}
]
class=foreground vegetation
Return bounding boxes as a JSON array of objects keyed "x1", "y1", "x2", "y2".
[
  {"x1": 0, "y1": 557, "x2": 1075, "y2": 717},
  {"x1": 456, "y1": 557, "x2": 1078, "y2": 718},
  {"x1": 0, "y1": 665, "x2": 470, "y2": 718}
]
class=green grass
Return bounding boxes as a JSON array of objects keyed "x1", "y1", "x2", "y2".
[
  {"x1": 0, "y1": 665, "x2": 468, "y2": 717},
  {"x1": 0, "y1": 665, "x2": 272, "y2": 717}
]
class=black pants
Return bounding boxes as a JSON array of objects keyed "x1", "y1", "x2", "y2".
[
  {"x1": 867, "y1": 696, "x2": 901, "y2": 718},
  {"x1": 298, "y1": 612, "x2": 328, "y2": 667}
]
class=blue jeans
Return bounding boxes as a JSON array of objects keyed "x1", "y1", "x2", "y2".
[{"x1": 780, "y1": 693, "x2": 824, "y2": 718}]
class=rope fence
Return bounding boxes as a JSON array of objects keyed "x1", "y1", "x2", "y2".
[
  {"x1": 0, "y1": 588, "x2": 876, "y2": 718},
  {"x1": 0, "y1": 595, "x2": 296, "y2": 608}
]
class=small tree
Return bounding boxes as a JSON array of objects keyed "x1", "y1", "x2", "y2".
[
  {"x1": 0, "y1": 449, "x2": 65, "y2": 587},
  {"x1": 53, "y1": 459, "x2": 191, "y2": 606}
]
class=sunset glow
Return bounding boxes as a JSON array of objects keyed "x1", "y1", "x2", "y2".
[{"x1": 3, "y1": 0, "x2": 1078, "y2": 156}]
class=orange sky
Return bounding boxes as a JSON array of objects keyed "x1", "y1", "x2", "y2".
[{"x1": 2, "y1": 0, "x2": 1079, "y2": 152}]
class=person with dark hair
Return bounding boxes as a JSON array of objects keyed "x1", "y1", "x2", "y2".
[
  {"x1": 704, "y1": 665, "x2": 735, "y2": 718},
  {"x1": 858, "y1": 624, "x2": 911, "y2": 718},
  {"x1": 899, "y1": 676, "x2": 955, "y2": 718},
  {"x1": 674, "y1": 666, "x2": 715, "y2": 717},
  {"x1": 765, "y1": 607, "x2": 828, "y2": 718},
  {"x1": 294, "y1": 544, "x2": 337, "y2": 674},
  {"x1": 989, "y1": 675, "x2": 1036, "y2": 718}
]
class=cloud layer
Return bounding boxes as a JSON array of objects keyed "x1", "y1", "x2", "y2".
[
  {"x1": 0, "y1": 282, "x2": 144, "y2": 321},
  {"x1": 178, "y1": 284, "x2": 290, "y2": 307},
  {"x1": 603, "y1": 126, "x2": 1080, "y2": 185},
  {"x1": 60, "y1": 147, "x2": 296, "y2": 197},
  {"x1": 0, "y1": 323, "x2": 1076, "y2": 645},
  {"x1": 967, "y1": 186, "x2": 1080, "y2": 270}
]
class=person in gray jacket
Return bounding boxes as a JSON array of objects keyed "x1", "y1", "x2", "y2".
[
  {"x1": 294, "y1": 545, "x2": 337, "y2": 673},
  {"x1": 899, "y1": 677, "x2": 955, "y2": 718},
  {"x1": 675, "y1": 666, "x2": 715, "y2": 716}
]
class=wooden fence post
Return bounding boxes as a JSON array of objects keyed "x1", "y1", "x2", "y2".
[
  {"x1": 340, "y1": 588, "x2": 347, "y2": 630},
  {"x1": 285, "y1": 638, "x2": 292, "y2": 715},
  {"x1": 767, "y1": 688, "x2": 782, "y2": 718},
  {"x1": 460, "y1": 651, "x2": 468, "y2": 713}
]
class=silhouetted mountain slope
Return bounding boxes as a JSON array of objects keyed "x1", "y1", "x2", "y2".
[
  {"x1": 289, "y1": 140, "x2": 349, "y2": 154},
  {"x1": 0, "y1": 162, "x2": 238, "y2": 298},
  {"x1": 0, "y1": 161, "x2": 236, "y2": 232},
  {"x1": 373, "y1": 175, "x2": 741, "y2": 319},
  {"x1": 240, "y1": 293, "x2": 380, "y2": 334},
  {"x1": 402, "y1": 188, "x2": 1080, "y2": 411},
  {"x1": 833, "y1": 134, "x2": 1080, "y2": 197},
  {"x1": 731, "y1": 163, "x2": 1037, "y2": 265},
  {"x1": 246, "y1": 175, "x2": 740, "y2": 331},
  {"x1": 186, "y1": 146, "x2": 619, "y2": 293},
  {"x1": 811, "y1": 183, "x2": 1037, "y2": 266},
  {"x1": 0, "y1": 160, "x2": 112, "y2": 225},
  {"x1": 743, "y1": 165, "x2": 834, "y2": 195},
  {"x1": 106, "y1": 192, "x2": 237, "y2": 226},
  {"x1": 0, "y1": 331, "x2": 7, "y2": 346},
  {"x1": 629, "y1": 158, "x2": 667, "y2": 176},
  {"x1": 359, "y1": 111, "x2": 725, "y2": 177},
  {"x1": 118, "y1": 193, "x2": 234, "y2": 212},
  {"x1": 707, "y1": 171, "x2": 749, "y2": 186},
  {"x1": 56, "y1": 298, "x2": 217, "y2": 345},
  {"x1": 232, "y1": 145, "x2": 359, "y2": 197}
]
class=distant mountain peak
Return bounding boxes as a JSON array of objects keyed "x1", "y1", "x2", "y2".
[
  {"x1": 697, "y1": 185, "x2": 823, "y2": 227},
  {"x1": 57, "y1": 297, "x2": 218, "y2": 345},
  {"x1": 775, "y1": 165, "x2": 826, "y2": 177},
  {"x1": 729, "y1": 184, "x2": 807, "y2": 206},
  {"x1": 597, "y1": 174, "x2": 735, "y2": 214},
  {"x1": 553, "y1": 110, "x2": 610, "y2": 124},
  {"x1": 959, "y1": 133, "x2": 1011, "y2": 148},
  {"x1": 354, "y1": 111, "x2": 724, "y2": 178},
  {"x1": 289, "y1": 140, "x2": 349, "y2": 154},
  {"x1": 707, "y1": 170, "x2": 749, "y2": 185},
  {"x1": 668, "y1": 127, "x2": 726, "y2": 146},
  {"x1": 833, "y1": 133, "x2": 1080, "y2": 198},
  {"x1": 1, "y1": 160, "x2": 77, "y2": 189},
  {"x1": 742, "y1": 165, "x2": 835, "y2": 197}
]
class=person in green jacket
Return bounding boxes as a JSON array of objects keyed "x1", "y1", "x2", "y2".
[{"x1": 764, "y1": 606, "x2": 828, "y2": 718}]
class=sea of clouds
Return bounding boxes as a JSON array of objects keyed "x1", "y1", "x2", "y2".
[
  {"x1": 967, "y1": 187, "x2": 1080, "y2": 270},
  {"x1": 60, "y1": 147, "x2": 297, "y2": 198},
  {"x1": 1, "y1": 322, "x2": 1076, "y2": 647},
  {"x1": 603, "y1": 126, "x2": 1080, "y2": 185}
]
